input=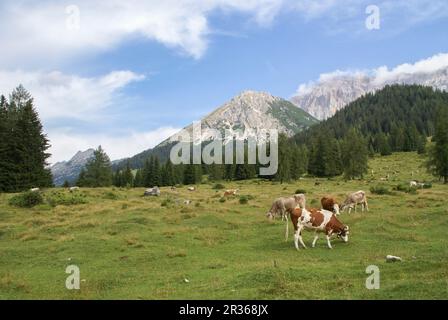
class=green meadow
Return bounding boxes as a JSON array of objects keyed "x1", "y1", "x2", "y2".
[{"x1": 0, "y1": 152, "x2": 447, "y2": 300}]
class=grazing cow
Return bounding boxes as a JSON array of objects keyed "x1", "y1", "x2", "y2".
[
  {"x1": 341, "y1": 190, "x2": 368, "y2": 214},
  {"x1": 183, "y1": 200, "x2": 192, "y2": 205},
  {"x1": 187, "y1": 186, "x2": 196, "y2": 192},
  {"x1": 69, "y1": 187, "x2": 80, "y2": 192},
  {"x1": 171, "y1": 186, "x2": 177, "y2": 191},
  {"x1": 224, "y1": 189, "x2": 239, "y2": 197},
  {"x1": 266, "y1": 194, "x2": 306, "y2": 241},
  {"x1": 290, "y1": 207, "x2": 349, "y2": 250},
  {"x1": 321, "y1": 196, "x2": 340, "y2": 216},
  {"x1": 144, "y1": 186, "x2": 160, "y2": 197},
  {"x1": 30, "y1": 188, "x2": 40, "y2": 192}
]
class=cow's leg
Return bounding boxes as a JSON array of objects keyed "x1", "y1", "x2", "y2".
[
  {"x1": 284, "y1": 215, "x2": 289, "y2": 242},
  {"x1": 312, "y1": 232, "x2": 319, "y2": 248},
  {"x1": 298, "y1": 226, "x2": 307, "y2": 249},
  {"x1": 326, "y1": 234, "x2": 333, "y2": 249},
  {"x1": 294, "y1": 229, "x2": 300, "y2": 251},
  {"x1": 365, "y1": 200, "x2": 369, "y2": 212}
]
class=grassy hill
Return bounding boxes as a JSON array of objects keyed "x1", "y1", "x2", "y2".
[{"x1": 0, "y1": 152, "x2": 447, "y2": 299}]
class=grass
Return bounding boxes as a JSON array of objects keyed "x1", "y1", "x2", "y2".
[{"x1": 0, "y1": 152, "x2": 447, "y2": 299}]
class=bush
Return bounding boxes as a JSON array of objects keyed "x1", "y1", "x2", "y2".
[
  {"x1": 9, "y1": 191, "x2": 44, "y2": 208},
  {"x1": 394, "y1": 184, "x2": 418, "y2": 194},
  {"x1": 103, "y1": 191, "x2": 119, "y2": 200},
  {"x1": 370, "y1": 185, "x2": 393, "y2": 195},
  {"x1": 239, "y1": 195, "x2": 249, "y2": 204},
  {"x1": 422, "y1": 183, "x2": 432, "y2": 189},
  {"x1": 219, "y1": 197, "x2": 226, "y2": 203},
  {"x1": 212, "y1": 183, "x2": 226, "y2": 190},
  {"x1": 161, "y1": 198, "x2": 174, "y2": 207},
  {"x1": 295, "y1": 189, "x2": 306, "y2": 194},
  {"x1": 46, "y1": 192, "x2": 88, "y2": 207}
]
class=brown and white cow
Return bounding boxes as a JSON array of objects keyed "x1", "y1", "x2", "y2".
[
  {"x1": 224, "y1": 189, "x2": 239, "y2": 197},
  {"x1": 290, "y1": 207, "x2": 349, "y2": 250},
  {"x1": 341, "y1": 190, "x2": 368, "y2": 214},
  {"x1": 266, "y1": 194, "x2": 306, "y2": 241},
  {"x1": 321, "y1": 196, "x2": 340, "y2": 216}
]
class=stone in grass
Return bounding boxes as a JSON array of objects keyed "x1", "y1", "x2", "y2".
[{"x1": 386, "y1": 255, "x2": 403, "y2": 262}]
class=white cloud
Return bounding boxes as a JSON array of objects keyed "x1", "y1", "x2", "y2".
[
  {"x1": 295, "y1": 53, "x2": 448, "y2": 96},
  {"x1": 2, "y1": 0, "x2": 446, "y2": 66},
  {"x1": 0, "y1": 69, "x2": 145, "y2": 120},
  {"x1": 47, "y1": 126, "x2": 181, "y2": 164},
  {"x1": 0, "y1": 0, "x2": 287, "y2": 65}
]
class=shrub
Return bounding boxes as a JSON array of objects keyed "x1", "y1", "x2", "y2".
[
  {"x1": 295, "y1": 189, "x2": 306, "y2": 194},
  {"x1": 46, "y1": 192, "x2": 88, "y2": 207},
  {"x1": 212, "y1": 183, "x2": 226, "y2": 190},
  {"x1": 219, "y1": 197, "x2": 226, "y2": 203},
  {"x1": 422, "y1": 183, "x2": 432, "y2": 189},
  {"x1": 394, "y1": 184, "x2": 418, "y2": 194},
  {"x1": 9, "y1": 191, "x2": 44, "y2": 208},
  {"x1": 103, "y1": 191, "x2": 119, "y2": 200},
  {"x1": 239, "y1": 195, "x2": 249, "y2": 204},
  {"x1": 161, "y1": 198, "x2": 173, "y2": 207},
  {"x1": 370, "y1": 185, "x2": 393, "y2": 195}
]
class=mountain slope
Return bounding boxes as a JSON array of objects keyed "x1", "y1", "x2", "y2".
[
  {"x1": 293, "y1": 84, "x2": 448, "y2": 146},
  {"x1": 118, "y1": 91, "x2": 319, "y2": 169},
  {"x1": 292, "y1": 67, "x2": 448, "y2": 120},
  {"x1": 50, "y1": 149, "x2": 95, "y2": 186}
]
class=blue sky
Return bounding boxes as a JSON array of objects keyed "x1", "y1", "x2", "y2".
[{"x1": 0, "y1": 0, "x2": 447, "y2": 163}]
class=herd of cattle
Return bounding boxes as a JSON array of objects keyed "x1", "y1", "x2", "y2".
[{"x1": 266, "y1": 191, "x2": 369, "y2": 250}]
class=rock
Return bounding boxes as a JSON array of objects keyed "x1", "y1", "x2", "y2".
[
  {"x1": 386, "y1": 255, "x2": 403, "y2": 262},
  {"x1": 144, "y1": 187, "x2": 160, "y2": 197}
]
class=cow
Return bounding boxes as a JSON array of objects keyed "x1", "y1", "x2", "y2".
[
  {"x1": 224, "y1": 189, "x2": 239, "y2": 197},
  {"x1": 340, "y1": 191, "x2": 368, "y2": 214},
  {"x1": 69, "y1": 187, "x2": 80, "y2": 192},
  {"x1": 183, "y1": 200, "x2": 192, "y2": 205},
  {"x1": 144, "y1": 186, "x2": 160, "y2": 197},
  {"x1": 290, "y1": 207, "x2": 349, "y2": 250},
  {"x1": 266, "y1": 194, "x2": 306, "y2": 241},
  {"x1": 187, "y1": 186, "x2": 196, "y2": 192},
  {"x1": 321, "y1": 196, "x2": 340, "y2": 216},
  {"x1": 410, "y1": 181, "x2": 418, "y2": 187},
  {"x1": 30, "y1": 188, "x2": 40, "y2": 192}
]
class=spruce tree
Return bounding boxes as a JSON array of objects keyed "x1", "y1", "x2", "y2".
[
  {"x1": 77, "y1": 146, "x2": 112, "y2": 187},
  {"x1": 426, "y1": 107, "x2": 448, "y2": 183},
  {"x1": 341, "y1": 129, "x2": 369, "y2": 180},
  {"x1": 122, "y1": 161, "x2": 134, "y2": 187},
  {"x1": 276, "y1": 133, "x2": 291, "y2": 183}
]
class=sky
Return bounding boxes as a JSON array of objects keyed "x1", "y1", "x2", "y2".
[{"x1": 0, "y1": 0, "x2": 447, "y2": 164}]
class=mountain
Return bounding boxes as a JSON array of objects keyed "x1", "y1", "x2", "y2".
[
  {"x1": 117, "y1": 90, "x2": 319, "y2": 170},
  {"x1": 291, "y1": 67, "x2": 448, "y2": 120},
  {"x1": 51, "y1": 149, "x2": 95, "y2": 186},
  {"x1": 160, "y1": 90, "x2": 319, "y2": 146}
]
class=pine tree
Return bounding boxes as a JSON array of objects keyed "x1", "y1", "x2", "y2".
[
  {"x1": 426, "y1": 107, "x2": 448, "y2": 183},
  {"x1": 377, "y1": 133, "x2": 392, "y2": 156},
  {"x1": 417, "y1": 135, "x2": 427, "y2": 154},
  {"x1": 152, "y1": 156, "x2": 161, "y2": 186},
  {"x1": 341, "y1": 129, "x2": 369, "y2": 180},
  {"x1": 63, "y1": 180, "x2": 70, "y2": 188},
  {"x1": 77, "y1": 146, "x2": 112, "y2": 187},
  {"x1": 183, "y1": 164, "x2": 197, "y2": 185},
  {"x1": 276, "y1": 133, "x2": 291, "y2": 183},
  {"x1": 122, "y1": 161, "x2": 134, "y2": 187},
  {"x1": 161, "y1": 159, "x2": 174, "y2": 186},
  {"x1": 134, "y1": 169, "x2": 143, "y2": 187}
]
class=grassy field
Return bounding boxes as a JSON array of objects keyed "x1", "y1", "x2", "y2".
[{"x1": 0, "y1": 152, "x2": 447, "y2": 300}]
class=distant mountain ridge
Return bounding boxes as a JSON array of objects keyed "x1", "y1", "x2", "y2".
[
  {"x1": 51, "y1": 149, "x2": 95, "y2": 186},
  {"x1": 291, "y1": 66, "x2": 448, "y2": 120},
  {"x1": 119, "y1": 90, "x2": 319, "y2": 169}
]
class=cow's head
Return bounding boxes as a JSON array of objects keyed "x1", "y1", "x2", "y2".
[
  {"x1": 266, "y1": 211, "x2": 275, "y2": 220},
  {"x1": 333, "y1": 204, "x2": 340, "y2": 216},
  {"x1": 337, "y1": 226, "x2": 350, "y2": 242}
]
